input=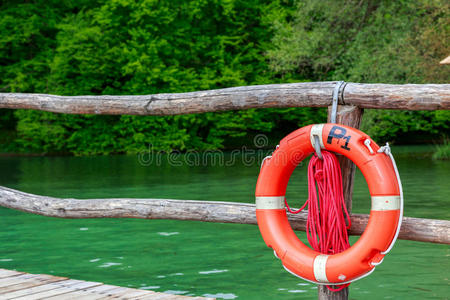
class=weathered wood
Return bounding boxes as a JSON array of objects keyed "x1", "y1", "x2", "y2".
[
  {"x1": 45, "y1": 286, "x2": 151, "y2": 300},
  {"x1": 1, "y1": 281, "x2": 105, "y2": 300},
  {"x1": 318, "y1": 105, "x2": 363, "y2": 299},
  {"x1": 0, "y1": 274, "x2": 67, "y2": 295},
  {"x1": 0, "y1": 83, "x2": 448, "y2": 115},
  {"x1": 0, "y1": 186, "x2": 448, "y2": 245},
  {"x1": 0, "y1": 269, "x2": 24, "y2": 279},
  {"x1": 0, "y1": 82, "x2": 335, "y2": 115},
  {"x1": 0, "y1": 269, "x2": 213, "y2": 300},
  {"x1": 15, "y1": 281, "x2": 102, "y2": 299},
  {"x1": 327, "y1": 105, "x2": 364, "y2": 213},
  {"x1": 0, "y1": 280, "x2": 77, "y2": 300},
  {"x1": 60, "y1": 284, "x2": 121, "y2": 300},
  {"x1": 318, "y1": 286, "x2": 348, "y2": 300},
  {"x1": 0, "y1": 275, "x2": 41, "y2": 288},
  {"x1": 343, "y1": 83, "x2": 449, "y2": 110}
]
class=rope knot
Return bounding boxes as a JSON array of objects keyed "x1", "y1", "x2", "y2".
[{"x1": 314, "y1": 168, "x2": 324, "y2": 182}]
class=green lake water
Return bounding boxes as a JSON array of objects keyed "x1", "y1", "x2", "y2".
[{"x1": 0, "y1": 145, "x2": 448, "y2": 299}]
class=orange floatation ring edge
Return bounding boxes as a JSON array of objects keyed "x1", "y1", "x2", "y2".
[{"x1": 255, "y1": 124, "x2": 403, "y2": 285}]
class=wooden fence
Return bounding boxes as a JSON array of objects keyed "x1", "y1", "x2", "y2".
[
  {"x1": 1, "y1": 81, "x2": 449, "y2": 300},
  {"x1": 0, "y1": 186, "x2": 448, "y2": 245},
  {"x1": 1, "y1": 82, "x2": 449, "y2": 114}
]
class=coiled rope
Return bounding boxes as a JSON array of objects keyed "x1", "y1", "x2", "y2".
[{"x1": 285, "y1": 150, "x2": 351, "y2": 291}]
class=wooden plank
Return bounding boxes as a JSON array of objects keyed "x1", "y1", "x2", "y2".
[
  {"x1": 95, "y1": 287, "x2": 131, "y2": 298},
  {"x1": 138, "y1": 294, "x2": 214, "y2": 300},
  {"x1": 0, "y1": 267, "x2": 214, "y2": 300},
  {"x1": 133, "y1": 291, "x2": 165, "y2": 300},
  {"x1": 181, "y1": 298, "x2": 214, "y2": 300},
  {"x1": 0, "y1": 275, "x2": 67, "y2": 295},
  {"x1": 50, "y1": 285, "x2": 152, "y2": 300},
  {"x1": 79, "y1": 284, "x2": 118, "y2": 293},
  {"x1": 136, "y1": 293, "x2": 183, "y2": 300},
  {"x1": 53, "y1": 285, "x2": 126, "y2": 300},
  {"x1": 1, "y1": 280, "x2": 86, "y2": 299},
  {"x1": 113, "y1": 289, "x2": 155, "y2": 298},
  {"x1": 0, "y1": 269, "x2": 213, "y2": 299},
  {"x1": 0, "y1": 274, "x2": 40, "y2": 288},
  {"x1": 0, "y1": 274, "x2": 34, "y2": 283},
  {"x1": 1, "y1": 186, "x2": 448, "y2": 245},
  {"x1": 0, "y1": 82, "x2": 448, "y2": 115},
  {"x1": 49, "y1": 293, "x2": 107, "y2": 300},
  {"x1": 94, "y1": 287, "x2": 152, "y2": 299},
  {"x1": 0, "y1": 269, "x2": 24, "y2": 279},
  {"x1": 13, "y1": 280, "x2": 103, "y2": 299}
]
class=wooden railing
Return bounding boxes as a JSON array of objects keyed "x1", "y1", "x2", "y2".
[
  {"x1": 1, "y1": 82, "x2": 449, "y2": 114},
  {"x1": 0, "y1": 187, "x2": 447, "y2": 245},
  {"x1": 1, "y1": 81, "x2": 449, "y2": 300}
]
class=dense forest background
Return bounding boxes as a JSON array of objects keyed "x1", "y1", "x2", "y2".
[{"x1": 0, "y1": 0, "x2": 448, "y2": 155}]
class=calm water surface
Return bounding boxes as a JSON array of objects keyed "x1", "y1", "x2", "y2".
[{"x1": 0, "y1": 145, "x2": 448, "y2": 299}]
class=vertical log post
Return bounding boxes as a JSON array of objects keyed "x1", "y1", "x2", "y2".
[{"x1": 317, "y1": 105, "x2": 364, "y2": 300}]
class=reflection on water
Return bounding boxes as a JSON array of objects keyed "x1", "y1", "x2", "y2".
[
  {"x1": 0, "y1": 145, "x2": 448, "y2": 299},
  {"x1": 199, "y1": 269, "x2": 228, "y2": 275}
]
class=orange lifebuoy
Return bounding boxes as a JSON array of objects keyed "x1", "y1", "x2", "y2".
[{"x1": 255, "y1": 124, "x2": 403, "y2": 284}]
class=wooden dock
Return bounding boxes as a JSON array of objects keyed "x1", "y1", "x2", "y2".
[{"x1": 0, "y1": 269, "x2": 214, "y2": 300}]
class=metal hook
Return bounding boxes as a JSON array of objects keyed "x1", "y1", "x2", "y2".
[
  {"x1": 313, "y1": 135, "x2": 323, "y2": 159},
  {"x1": 260, "y1": 144, "x2": 279, "y2": 170},
  {"x1": 331, "y1": 81, "x2": 346, "y2": 124}
]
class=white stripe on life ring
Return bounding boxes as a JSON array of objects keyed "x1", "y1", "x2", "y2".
[
  {"x1": 313, "y1": 254, "x2": 329, "y2": 283},
  {"x1": 371, "y1": 196, "x2": 401, "y2": 211},
  {"x1": 255, "y1": 196, "x2": 285, "y2": 209},
  {"x1": 310, "y1": 124, "x2": 325, "y2": 149}
]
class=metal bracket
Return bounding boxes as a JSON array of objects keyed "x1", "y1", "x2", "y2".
[
  {"x1": 364, "y1": 139, "x2": 375, "y2": 154},
  {"x1": 260, "y1": 144, "x2": 279, "y2": 170},
  {"x1": 313, "y1": 135, "x2": 323, "y2": 159},
  {"x1": 330, "y1": 81, "x2": 347, "y2": 124}
]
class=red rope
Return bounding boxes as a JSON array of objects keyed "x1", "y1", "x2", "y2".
[{"x1": 285, "y1": 151, "x2": 351, "y2": 292}]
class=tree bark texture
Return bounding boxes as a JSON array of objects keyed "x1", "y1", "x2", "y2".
[
  {"x1": 0, "y1": 82, "x2": 448, "y2": 116},
  {"x1": 0, "y1": 186, "x2": 448, "y2": 245}
]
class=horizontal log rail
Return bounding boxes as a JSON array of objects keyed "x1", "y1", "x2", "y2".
[
  {"x1": 0, "y1": 82, "x2": 449, "y2": 115},
  {"x1": 1, "y1": 186, "x2": 448, "y2": 245}
]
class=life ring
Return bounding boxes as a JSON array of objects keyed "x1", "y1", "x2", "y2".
[{"x1": 255, "y1": 124, "x2": 403, "y2": 284}]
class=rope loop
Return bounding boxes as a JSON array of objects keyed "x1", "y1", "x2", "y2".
[{"x1": 285, "y1": 150, "x2": 351, "y2": 291}]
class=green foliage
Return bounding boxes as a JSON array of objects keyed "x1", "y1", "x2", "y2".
[
  {"x1": 0, "y1": 0, "x2": 302, "y2": 155},
  {"x1": 0, "y1": 109, "x2": 17, "y2": 152},
  {"x1": 0, "y1": 0, "x2": 448, "y2": 155},
  {"x1": 47, "y1": 0, "x2": 278, "y2": 95},
  {"x1": 361, "y1": 110, "x2": 450, "y2": 144},
  {"x1": 432, "y1": 138, "x2": 449, "y2": 160},
  {"x1": 269, "y1": 0, "x2": 449, "y2": 142},
  {"x1": 269, "y1": 0, "x2": 449, "y2": 83}
]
